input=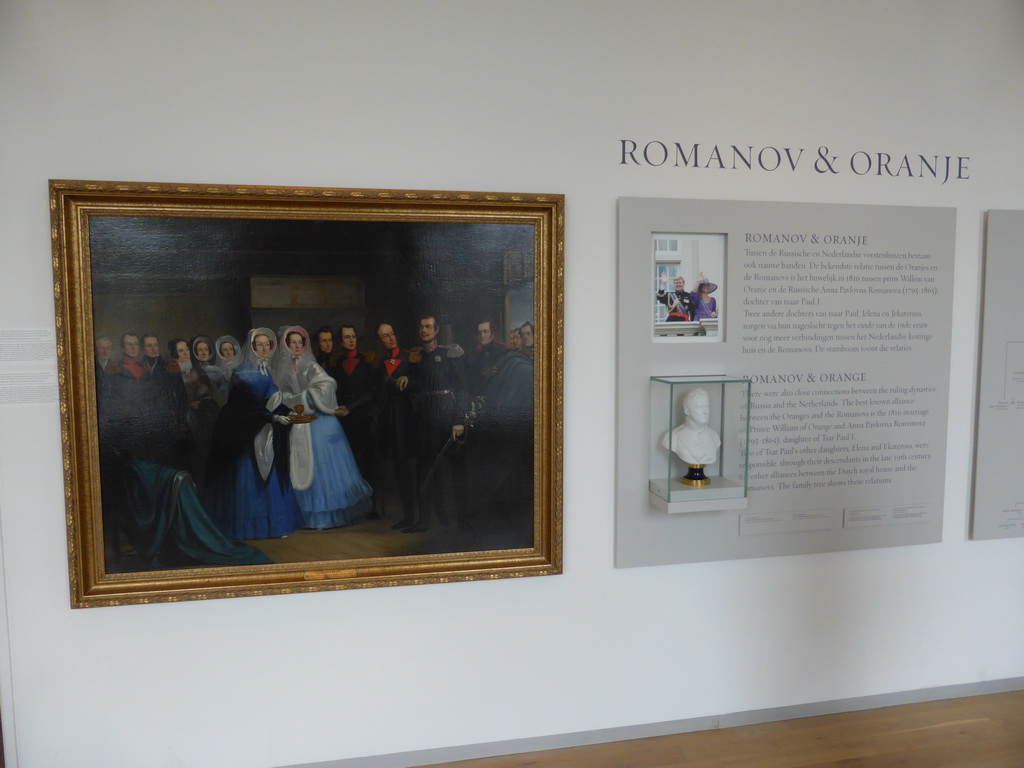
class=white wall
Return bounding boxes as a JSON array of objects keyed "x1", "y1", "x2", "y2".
[{"x1": 2, "y1": 2, "x2": 1023, "y2": 766}]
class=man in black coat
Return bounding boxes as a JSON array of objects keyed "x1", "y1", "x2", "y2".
[
  {"x1": 463, "y1": 348, "x2": 534, "y2": 546},
  {"x1": 313, "y1": 325, "x2": 335, "y2": 368},
  {"x1": 332, "y1": 324, "x2": 378, "y2": 495},
  {"x1": 375, "y1": 322, "x2": 418, "y2": 529}
]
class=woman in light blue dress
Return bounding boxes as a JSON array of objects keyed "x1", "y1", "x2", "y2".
[{"x1": 273, "y1": 325, "x2": 372, "y2": 529}]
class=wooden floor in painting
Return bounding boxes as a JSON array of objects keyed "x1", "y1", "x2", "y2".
[
  {"x1": 248, "y1": 507, "x2": 532, "y2": 564},
  {"x1": 248, "y1": 515, "x2": 443, "y2": 562},
  {"x1": 421, "y1": 690, "x2": 1024, "y2": 768},
  {"x1": 108, "y1": 488, "x2": 533, "y2": 574}
]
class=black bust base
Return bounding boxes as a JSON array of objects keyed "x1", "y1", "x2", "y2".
[{"x1": 682, "y1": 464, "x2": 711, "y2": 487}]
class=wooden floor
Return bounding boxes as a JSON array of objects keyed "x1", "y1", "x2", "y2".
[{"x1": 423, "y1": 690, "x2": 1024, "y2": 768}]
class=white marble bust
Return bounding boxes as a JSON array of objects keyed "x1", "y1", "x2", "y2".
[{"x1": 661, "y1": 387, "x2": 721, "y2": 465}]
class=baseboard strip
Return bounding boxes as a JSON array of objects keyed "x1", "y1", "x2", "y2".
[{"x1": 282, "y1": 676, "x2": 1024, "y2": 768}]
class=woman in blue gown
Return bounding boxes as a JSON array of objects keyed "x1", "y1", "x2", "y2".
[
  {"x1": 273, "y1": 325, "x2": 372, "y2": 529},
  {"x1": 204, "y1": 327, "x2": 304, "y2": 540}
]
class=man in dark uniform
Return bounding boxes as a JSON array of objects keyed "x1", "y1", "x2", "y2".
[
  {"x1": 95, "y1": 334, "x2": 123, "y2": 552},
  {"x1": 313, "y1": 325, "x2": 336, "y2": 368},
  {"x1": 333, "y1": 324, "x2": 378, "y2": 499},
  {"x1": 102, "y1": 333, "x2": 143, "y2": 455},
  {"x1": 464, "y1": 343, "x2": 535, "y2": 546},
  {"x1": 140, "y1": 333, "x2": 169, "y2": 377},
  {"x1": 408, "y1": 314, "x2": 468, "y2": 533},
  {"x1": 105, "y1": 332, "x2": 176, "y2": 460},
  {"x1": 101, "y1": 331, "x2": 188, "y2": 555},
  {"x1": 93, "y1": 334, "x2": 116, "y2": 406},
  {"x1": 116, "y1": 332, "x2": 144, "y2": 380},
  {"x1": 465, "y1": 318, "x2": 513, "y2": 397},
  {"x1": 95, "y1": 334, "x2": 114, "y2": 374},
  {"x1": 656, "y1": 275, "x2": 696, "y2": 321},
  {"x1": 136, "y1": 332, "x2": 190, "y2": 468},
  {"x1": 519, "y1": 321, "x2": 535, "y2": 358},
  {"x1": 375, "y1": 322, "x2": 419, "y2": 530}
]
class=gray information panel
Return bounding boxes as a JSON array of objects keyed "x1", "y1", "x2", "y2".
[
  {"x1": 972, "y1": 211, "x2": 1024, "y2": 539},
  {"x1": 616, "y1": 198, "x2": 955, "y2": 567}
]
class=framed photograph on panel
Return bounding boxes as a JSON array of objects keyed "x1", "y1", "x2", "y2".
[
  {"x1": 652, "y1": 232, "x2": 725, "y2": 339},
  {"x1": 50, "y1": 180, "x2": 563, "y2": 607}
]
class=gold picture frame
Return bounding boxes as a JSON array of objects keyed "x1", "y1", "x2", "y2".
[{"x1": 51, "y1": 180, "x2": 563, "y2": 607}]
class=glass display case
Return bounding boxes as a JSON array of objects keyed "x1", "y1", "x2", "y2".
[{"x1": 649, "y1": 374, "x2": 751, "y2": 513}]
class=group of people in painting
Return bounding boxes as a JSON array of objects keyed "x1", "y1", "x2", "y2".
[
  {"x1": 95, "y1": 316, "x2": 536, "y2": 565},
  {"x1": 655, "y1": 272, "x2": 719, "y2": 322}
]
